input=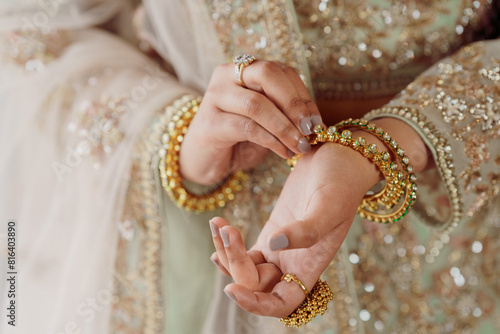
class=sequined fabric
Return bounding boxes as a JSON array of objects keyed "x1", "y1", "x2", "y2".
[
  {"x1": 68, "y1": 95, "x2": 129, "y2": 168},
  {"x1": 388, "y1": 42, "x2": 500, "y2": 218},
  {"x1": 2, "y1": 29, "x2": 70, "y2": 72},
  {"x1": 207, "y1": 0, "x2": 496, "y2": 99},
  {"x1": 205, "y1": 0, "x2": 312, "y2": 92},
  {"x1": 341, "y1": 40, "x2": 500, "y2": 333},
  {"x1": 294, "y1": 0, "x2": 495, "y2": 99}
]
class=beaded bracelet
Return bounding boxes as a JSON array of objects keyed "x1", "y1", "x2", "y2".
[
  {"x1": 335, "y1": 119, "x2": 417, "y2": 223},
  {"x1": 158, "y1": 98, "x2": 247, "y2": 212},
  {"x1": 287, "y1": 120, "x2": 417, "y2": 223},
  {"x1": 280, "y1": 279, "x2": 334, "y2": 327}
]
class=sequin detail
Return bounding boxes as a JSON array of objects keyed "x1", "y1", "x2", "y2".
[
  {"x1": 68, "y1": 95, "x2": 128, "y2": 168},
  {"x1": 205, "y1": 0, "x2": 312, "y2": 92},
  {"x1": 112, "y1": 96, "x2": 200, "y2": 332},
  {"x1": 3, "y1": 30, "x2": 69, "y2": 72},
  {"x1": 294, "y1": 0, "x2": 492, "y2": 99},
  {"x1": 387, "y1": 42, "x2": 499, "y2": 217}
]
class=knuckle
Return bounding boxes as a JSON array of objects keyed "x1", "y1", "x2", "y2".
[
  {"x1": 302, "y1": 98, "x2": 315, "y2": 107},
  {"x1": 281, "y1": 64, "x2": 298, "y2": 75},
  {"x1": 241, "y1": 118, "x2": 258, "y2": 135},
  {"x1": 211, "y1": 63, "x2": 234, "y2": 86},
  {"x1": 201, "y1": 90, "x2": 216, "y2": 105},
  {"x1": 212, "y1": 64, "x2": 227, "y2": 81},
  {"x1": 275, "y1": 122, "x2": 292, "y2": 138},
  {"x1": 258, "y1": 61, "x2": 282, "y2": 77},
  {"x1": 261, "y1": 133, "x2": 280, "y2": 149},
  {"x1": 287, "y1": 97, "x2": 305, "y2": 110},
  {"x1": 303, "y1": 224, "x2": 320, "y2": 246},
  {"x1": 246, "y1": 302, "x2": 261, "y2": 315},
  {"x1": 242, "y1": 94, "x2": 264, "y2": 118},
  {"x1": 227, "y1": 255, "x2": 242, "y2": 265}
]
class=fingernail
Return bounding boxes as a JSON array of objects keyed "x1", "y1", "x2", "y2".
[
  {"x1": 297, "y1": 138, "x2": 311, "y2": 153},
  {"x1": 209, "y1": 221, "x2": 218, "y2": 237},
  {"x1": 311, "y1": 115, "x2": 323, "y2": 127},
  {"x1": 269, "y1": 234, "x2": 289, "y2": 251},
  {"x1": 287, "y1": 149, "x2": 295, "y2": 158},
  {"x1": 210, "y1": 256, "x2": 220, "y2": 267},
  {"x1": 224, "y1": 289, "x2": 237, "y2": 302},
  {"x1": 220, "y1": 228, "x2": 230, "y2": 247},
  {"x1": 299, "y1": 117, "x2": 313, "y2": 135}
]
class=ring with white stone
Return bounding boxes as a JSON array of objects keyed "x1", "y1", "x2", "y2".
[{"x1": 233, "y1": 54, "x2": 256, "y2": 88}]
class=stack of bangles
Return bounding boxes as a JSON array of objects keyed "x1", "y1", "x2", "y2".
[
  {"x1": 287, "y1": 118, "x2": 417, "y2": 224},
  {"x1": 158, "y1": 97, "x2": 247, "y2": 212},
  {"x1": 159, "y1": 103, "x2": 417, "y2": 327}
]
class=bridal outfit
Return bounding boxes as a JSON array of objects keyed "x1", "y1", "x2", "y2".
[{"x1": 0, "y1": 0, "x2": 499, "y2": 333}]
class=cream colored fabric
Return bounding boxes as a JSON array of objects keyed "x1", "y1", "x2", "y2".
[{"x1": 0, "y1": 2, "x2": 197, "y2": 331}]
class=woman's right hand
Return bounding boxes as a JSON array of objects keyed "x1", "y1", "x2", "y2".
[{"x1": 179, "y1": 60, "x2": 323, "y2": 185}]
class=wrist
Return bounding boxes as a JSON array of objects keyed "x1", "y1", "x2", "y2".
[
  {"x1": 316, "y1": 141, "x2": 382, "y2": 196},
  {"x1": 179, "y1": 126, "x2": 232, "y2": 185},
  {"x1": 309, "y1": 119, "x2": 420, "y2": 197}
]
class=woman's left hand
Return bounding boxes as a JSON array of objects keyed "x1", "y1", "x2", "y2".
[
  {"x1": 209, "y1": 140, "x2": 381, "y2": 317},
  {"x1": 209, "y1": 117, "x2": 431, "y2": 317}
]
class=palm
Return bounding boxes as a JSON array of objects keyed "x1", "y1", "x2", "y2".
[{"x1": 256, "y1": 143, "x2": 365, "y2": 286}]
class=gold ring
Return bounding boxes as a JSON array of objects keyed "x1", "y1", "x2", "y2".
[
  {"x1": 281, "y1": 274, "x2": 308, "y2": 298},
  {"x1": 233, "y1": 54, "x2": 256, "y2": 88}
]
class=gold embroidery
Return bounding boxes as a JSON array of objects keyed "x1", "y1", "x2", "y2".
[
  {"x1": 294, "y1": 0, "x2": 492, "y2": 99},
  {"x1": 205, "y1": 0, "x2": 312, "y2": 92},
  {"x1": 389, "y1": 42, "x2": 499, "y2": 216},
  {"x1": 342, "y1": 198, "x2": 500, "y2": 333},
  {"x1": 112, "y1": 95, "x2": 200, "y2": 333},
  {"x1": 110, "y1": 3, "x2": 499, "y2": 333},
  {"x1": 365, "y1": 106, "x2": 463, "y2": 232}
]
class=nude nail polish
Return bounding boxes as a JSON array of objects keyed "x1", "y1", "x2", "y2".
[
  {"x1": 220, "y1": 228, "x2": 230, "y2": 247},
  {"x1": 269, "y1": 234, "x2": 289, "y2": 251},
  {"x1": 299, "y1": 117, "x2": 313, "y2": 135},
  {"x1": 209, "y1": 221, "x2": 218, "y2": 237},
  {"x1": 210, "y1": 256, "x2": 220, "y2": 267},
  {"x1": 287, "y1": 149, "x2": 295, "y2": 158},
  {"x1": 224, "y1": 289, "x2": 237, "y2": 302},
  {"x1": 297, "y1": 138, "x2": 311, "y2": 153},
  {"x1": 311, "y1": 115, "x2": 323, "y2": 127}
]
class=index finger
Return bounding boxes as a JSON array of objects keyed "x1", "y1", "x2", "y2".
[{"x1": 243, "y1": 61, "x2": 323, "y2": 135}]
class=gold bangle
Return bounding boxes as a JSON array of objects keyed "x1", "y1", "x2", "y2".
[
  {"x1": 280, "y1": 279, "x2": 334, "y2": 328},
  {"x1": 159, "y1": 98, "x2": 247, "y2": 212},
  {"x1": 365, "y1": 106, "x2": 461, "y2": 233},
  {"x1": 335, "y1": 118, "x2": 417, "y2": 223},
  {"x1": 281, "y1": 274, "x2": 308, "y2": 297},
  {"x1": 287, "y1": 120, "x2": 417, "y2": 223}
]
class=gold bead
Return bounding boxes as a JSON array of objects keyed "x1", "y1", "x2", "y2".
[
  {"x1": 159, "y1": 98, "x2": 247, "y2": 212},
  {"x1": 313, "y1": 124, "x2": 324, "y2": 134},
  {"x1": 287, "y1": 118, "x2": 417, "y2": 224},
  {"x1": 280, "y1": 279, "x2": 334, "y2": 328}
]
